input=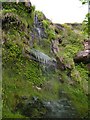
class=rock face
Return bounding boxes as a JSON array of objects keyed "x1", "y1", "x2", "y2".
[
  {"x1": 55, "y1": 24, "x2": 65, "y2": 31},
  {"x1": 51, "y1": 39, "x2": 60, "y2": 54},
  {"x1": 74, "y1": 50, "x2": 90, "y2": 63},
  {"x1": 66, "y1": 23, "x2": 82, "y2": 30},
  {"x1": 56, "y1": 56, "x2": 72, "y2": 70},
  {"x1": 74, "y1": 40, "x2": 90, "y2": 63},
  {"x1": 44, "y1": 99, "x2": 77, "y2": 118},
  {"x1": 34, "y1": 13, "x2": 47, "y2": 39},
  {"x1": 25, "y1": 48, "x2": 57, "y2": 73},
  {"x1": 83, "y1": 40, "x2": 90, "y2": 50},
  {"x1": 28, "y1": 49, "x2": 57, "y2": 65}
]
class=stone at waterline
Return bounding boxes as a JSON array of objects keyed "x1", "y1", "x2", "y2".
[
  {"x1": 44, "y1": 98, "x2": 77, "y2": 118},
  {"x1": 15, "y1": 96, "x2": 78, "y2": 118},
  {"x1": 15, "y1": 97, "x2": 47, "y2": 117},
  {"x1": 26, "y1": 49, "x2": 57, "y2": 66}
]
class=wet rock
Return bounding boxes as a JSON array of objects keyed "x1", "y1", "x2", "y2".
[
  {"x1": 26, "y1": 49, "x2": 57, "y2": 68},
  {"x1": 15, "y1": 95, "x2": 78, "y2": 118},
  {"x1": 44, "y1": 98, "x2": 78, "y2": 118},
  {"x1": 15, "y1": 96, "x2": 46, "y2": 117},
  {"x1": 34, "y1": 13, "x2": 47, "y2": 39},
  {"x1": 32, "y1": 96, "x2": 39, "y2": 101}
]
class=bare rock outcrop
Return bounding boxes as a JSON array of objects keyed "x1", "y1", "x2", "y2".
[{"x1": 74, "y1": 40, "x2": 90, "y2": 64}]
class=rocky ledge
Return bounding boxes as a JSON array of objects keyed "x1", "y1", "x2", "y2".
[{"x1": 74, "y1": 40, "x2": 90, "y2": 64}]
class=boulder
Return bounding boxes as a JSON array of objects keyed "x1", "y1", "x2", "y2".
[
  {"x1": 74, "y1": 50, "x2": 90, "y2": 63},
  {"x1": 74, "y1": 40, "x2": 90, "y2": 63}
]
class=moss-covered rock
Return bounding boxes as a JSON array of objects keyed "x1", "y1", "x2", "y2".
[{"x1": 2, "y1": 1, "x2": 89, "y2": 119}]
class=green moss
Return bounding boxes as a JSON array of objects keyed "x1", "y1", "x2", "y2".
[
  {"x1": 58, "y1": 80, "x2": 88, "y2": 117},
  {"x1": 2, "y1": 2, "x2": 89, "y2": 118},
  {"x1": 42, "y1": 20, "x2": 56, "y2": 40},
  {"x1": 35, "y1": 11, "x2": 45, "y2": 21},
  {"x1": 42, "y1": 20, "x2": 50, "y2": 29},
  {"x1": 2, "y1": 2, "x2": 34, "y2": 27},
  {"x1": 66, "y1": 86, "x2": 88, "y2": 117}
]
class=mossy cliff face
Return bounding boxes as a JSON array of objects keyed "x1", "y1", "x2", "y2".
[{"x1": 2, "y1": 2, "x2": 89, "y2": 118}]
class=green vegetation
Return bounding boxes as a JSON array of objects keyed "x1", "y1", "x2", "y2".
[
  {"x1": 2, "y1": 2, "x2": 89, "y2": 118},
  {"x1": 42, "y1": 20, "x2": 56, "y2": 40},
  {"x1": 80, "y1": 0, "x2": 90, "y2": 37},
  {"x1": 35, "y1": 11, "x2": 46, "y2": 21}
]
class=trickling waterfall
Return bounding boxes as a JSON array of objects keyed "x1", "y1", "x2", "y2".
[
  {"x1": 44, "y1": 98, "x2": 78, "y2": 118},
  {"x1": 30, "y1": 49, "x2": 57, "y2": 66},
  {"x1": 34, "y1": 14, "x2": 38, "y2": 25},
  {"x1": 34, "y1": 14, "x2": 42, "y2": 45},
  {"x1": 30, "y1": 32, "x2": 35, "y2": 47},
  {"x1": 17, "y1": 96, "x2": 78, "y2": 118},
  {"x1": 36, "y1": 27, "x2": 41, "y2": 37}
]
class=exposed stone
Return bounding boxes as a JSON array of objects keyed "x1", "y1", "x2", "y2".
[
  {"x1": 15, "y1": 96, "x2": 78, "y2": 118},
  {"x1": 21, "y1": 96, "x2": 28, "y2": 100},
  {"x1": 74, "y1": 40, "x2": 90, "y2": 63},
  {"x1": 34, "y1": 13, "x2": 47, "y2": 39},
  {"x1": 66, "y1": 23, "x2": 82, "y2": 29},
  {"x1": 83, "y1": 40, "x2": 90, "y2": 50},
  {"x1": 56, "y1": 56, "x2": 66, "y2": 70},
  {"x1": 55, "y1": 24, "x2": 65, "y2": 31},
  {"x1": 74, "y1": 50, "x2": 90, "y2": 63},
  {"x1": 51, "y1": 39, "x2": 60, "y2": 54},
  {"x1": 56, "y1": 56, "x2": 72, "y2": 70}
]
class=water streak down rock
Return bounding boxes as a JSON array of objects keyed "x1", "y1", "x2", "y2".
[
  {"x1": 34, "y1": 13, "x2": 47, "y2": 39},
  {"x1": 15, "y1": 97, "x2": 78, "y2": 118},
  {"x1": 26, "y1": 48, "x2": 57, "y2": 66}
]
